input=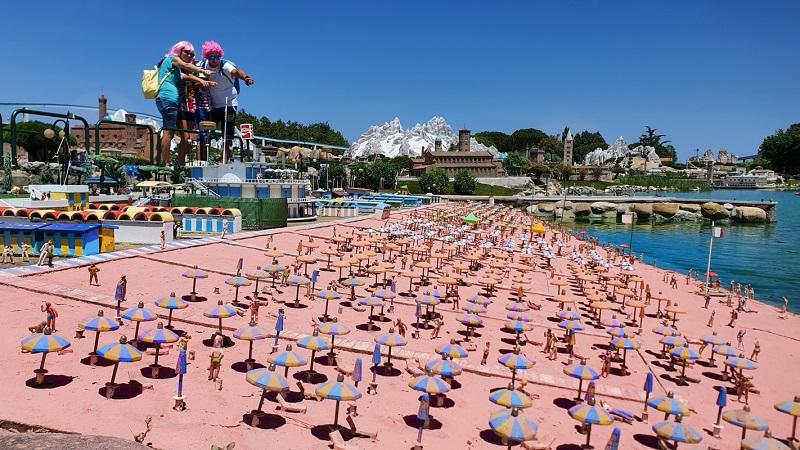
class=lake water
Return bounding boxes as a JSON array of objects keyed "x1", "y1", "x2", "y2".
[{"x1": 561, "y1": 190, "x2": 799, "y2": 312}]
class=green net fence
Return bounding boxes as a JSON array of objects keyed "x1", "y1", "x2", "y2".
[{"x1": 173, "y1": 195, "x2": 288, "y2": 230}]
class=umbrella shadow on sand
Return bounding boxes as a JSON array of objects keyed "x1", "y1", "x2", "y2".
[
  {"x1": 553, "y1": 397, "x2": 577, "y2": 410},
  {"x1": 242, "y1": 412, "x2": 286, "y2": 430},
  {"x1": 310, "y1": 424, "x2": 356, "y2": 441},
  {"x1": 98, "y1": 381, "x2": 143, "y2": 400},
  {"x1": 140, "y1": 366, "x2": 177, "y2": 380},
  {"x1": 181, "y1": 295, "x2": 208, "y2": 303},
  {"x1": 202, "y1": 336, "x2": 235, "y2": 348},
  {"x1": 555, "y1": 445, "x2": 582, "y2": 450},
  {"x1": 25, "y1": 374, "x2": 74, "y2": 389},
  {"x1": 232, "y1": 361, "x2": 266, "y2": 373},
  {"x1": 403, "y1": 415, "x2": 442, "y2": 430},
  {"x1": 371, "y1": 365, "x2": 401, "y2": 377},
  {"x1": 79, "y1": 356, "x2": 115, "y2": 367},
  {"x1": 701, "y1": 371, "x2": 726, "y2": 382},
  {"x1": 633, "y1": 433, "x2": 660, "y2": 449},
  {"x1": 293, "y1": 370, "x2": 328, "y2": 384},
  {"x1": 478, "y1": 429, "x2": 505, "y2": 446}
]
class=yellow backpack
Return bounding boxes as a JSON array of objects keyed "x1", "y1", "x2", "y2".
[{"x1": 141, "y1": 63, "x2": 168, "y2": 99}]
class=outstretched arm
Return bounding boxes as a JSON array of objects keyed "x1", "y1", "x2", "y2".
[{"x1": 232, "y1": 67, "x2": 254, "y2": 86}]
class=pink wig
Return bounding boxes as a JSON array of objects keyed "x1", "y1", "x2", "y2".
[
  {"x1": 167, "y1": 41, "x2": 195, "y2": 57},
  {"x1": 202, "y1": 41, "x2": 224, "y2": 59}
]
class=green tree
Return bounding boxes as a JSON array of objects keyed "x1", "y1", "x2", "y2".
[
  {"x1": 551, "y1": 164, "x2": 573, "y2": 181},
  {"x1": 759, "y1": 123, "x2": 800, "y2": 174},
  {"x1": 2, "y1": 121, "x2": 77, "y2": 163},
  {"x1": 350, "y1": 162, "x2": 369, "y2": 188},
  {"x1": 538, "y1": 135, "x2": 563, "y2": 159},
  {"x1": 392, "y1": 155, "x2": 413, "y2": 174},
  {"x1": 638, "y1": 126, "x2": 676, "y2": 161},
  {"x1": 88, "y1": 154, "x2": 121, "y2": 193},
  {"x1": 418, "y1": 168, "x2": 448, "y2": 194},
  {"x1": 572, "y1": 131, "x2": 608, "y2": 164},
  {"x1": 510, "y1": 128, "x2": 548, "y2": 152},
  {"x1": 502, "y1": 152, "x2": 530, "y2": 175},
  {"x1": 527, "y1": 162, "x2": 551, "y2": 180},
  {"x1": 236, "y1": 109, "x2": 349, "y2": 147},
  {"x1": 453, "y1": 170, "x2": 477, "y2": 195},
  {"x1": 2, "y1": 154, "x2": 12, "y2": 192},
  {"x1": 474, "y1": 131, "x2": 512, "y2": 151},
  {"x1": 320, "y1": 161, "x2": 348, "y2": 189},
  {"x1": 365, "y1": 158, "x2": 397, "y2": 190}
]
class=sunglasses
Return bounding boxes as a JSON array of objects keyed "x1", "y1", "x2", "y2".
[
  {"x1": 208, "y1": 55, "x2": 221, "y2": 60},
  {"x1": 182, "y1": 49, "x2": 195, "y2": 57}
]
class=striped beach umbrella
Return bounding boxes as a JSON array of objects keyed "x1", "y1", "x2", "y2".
[
  {"x1": 506, "y1": 311, "x2": 532, "y2": 322},
  {"x1": 342, "y1": 276, "x2": 364, "y2": 288},
  {"x1": 652, "y1": 325, "x2": 680, "y2": 337},
  {"x1": 225, "y1": 275, "x2": 252, "y2": 304},
  {"x1": 21, "y1": 327, "x2": 70, "y2": 377},
  {"x1": 563, "y1": 359, "x2": 600, "y2": 399},
  {"x1": 558, "y1": 320, "x2": 584, "y2": 332},
  {"x1": 611, "y1": 337, "x2": 640, "y2": 369},
  {"x1": 359, "y1": 296, "x2": 384, "y2": 330},
  {"x1": 505, "y1": 320, "x2": 533, "y2": 333},
  {"x1": 671, "y1": 346, "x2": 700, "y2": 384},
  {"x1": 459, "y1": 313, "x2": 483, "y2": 341},
  {"x1": 140, "y1": 322, "x2": 179, "y2": 367},
  {"x1": 604, "y1": 316, "x2": 624, "y2": 328},
  {"x1": 435, "y1": 340, "x2": 468, "y2": 360},
  {"x1": 316, "y1": 289, "x2": 340, "y2": 322},
  {"x1": 375, "y1": 329, "x2": 406, "y2": 367},
  {"x1": 286, "y1": 274, "x2": 310, "y2": 305},
  {"x1": 319, "y1": 320, "x2": 351, "y2": 359},
  {"x1": 373, "y1": 289, "x2": 396, "y2": 300},
  {"x1": 204, "y1": 300, "x2": 238, "y2": 334},
  {"x1": 182, "y1": 265, "x2": 208, "y2": 298},
  {"x1": 467, "y1": 294, "x2": 491, "y2": 306},
  {"x1": 417, "y1": 293, "x2": 441, "y2": 306},
  {"x1": 742, "y1": 430, "x2": 791, "y2": 450},
  {"x1": 121, "y1": 301, "x2": 156, "y2": 341},
  {"x1": 154, "y1": 293, "x2": 188, "y2": 328},
  {"x1": 409, "y1": 372, "x2": 450, "y2": 394},
  {"x1": 723, "y1": 406, "x2": 770, "y2": 440},
  {"x1": 489, "y1": 408, "x2": 538, "y2": 447},
  {"x1": 607, "y1": 327, "x2": 634, "y2": 339},
  {"x1": 462, "y1": 303, "x2": 487, "y2": 314},
  {"x1": 660, "y1": 335, "x2": 688, "y2": 349},
  {"x1": 726, "y1": 356, "x2": 759, "y2": 371},
  {"x1": 268, "y1": 343, "x2": 308, "y2": 377},
  {"x1": 774, "y1": 395, "x2": 800, "y2": 442},
  {"x1": 713, "y1": 344, "x2": 739, "y2": 358},
  {"x1": 247, "y1": 364, "x2": 290, "y2": 415},
  {"x1": 649, "y1": 392, "x2": 691, "y2": 419},
  {"x1": 505, "y1": 302, "x2": 530, "y2": 313},
  {"x1": 425, "y1": 359, "x2": 463, "y2": 378},
  {"x1": 297, "y1": 329, "x2": 330, "y2": 376},
  {"x1": 316, "y1": 373, "x2": 362, "y2": 426},
  {"x1": 97, "y1": 335, "x2": 142, "y2": 387},
  {"x1": 263, "y1": 262, "x2": 284, "y2": 288},
  {"x1": 558, "y1": 309, "x2": 581, "y2": 321},
  {"x1": 234, "y1": 321, "x2": 268, "y2": 362},
  {"x1": 82, "y1": 310, "x2": 120, "y2": 354},
  {"x1": 498, "y1": 351, "x2": 534, "y2": 387},
  {"x1": 489, "y1": 387, "x2": 532, "y2": 409},
  {"x1": 569, "y1": 399, "x2": 614, "y2": 449},
  {"x1": 652, "y1": 415, "x2": 703, "y2": 448}
]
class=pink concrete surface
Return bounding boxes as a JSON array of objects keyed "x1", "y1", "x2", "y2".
[{"x1": 1, "y1": 205, "x2": 798, "y2": 450}]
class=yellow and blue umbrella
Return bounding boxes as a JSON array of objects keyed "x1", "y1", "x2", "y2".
[
  {"x1": 204, "y1": 300, "x2": 238, "y2": 334},
  {"x1": 724, "y1": 406, "x2": 770, "y2": 440},
  {"x1": 459, "y1": 313, "x2": 483, "y2": 341},
  {"x1": 713, "y1": 344, "x2": 738, "y2": 358},
  {"x1": 268, "y1": 343, "x2": 308, "y2": 377},
  {"x1": 121, "y1": 301, "x2": 156, "y2": 341},
  {"x1": 375, "y1": 330, "x2": 407, "y2": 366},
  {"x1": 462, "y1": 303, "x2": 487, "y2": 314},
  {"x1": 489, "y1": 408, "x2": 538, "y2": 444},
  {"x1": 247, "y1": 364, "x2": 290, "y2": 415},
  {"x1": 569, "y1": 399, "x2": 614, "y2": 449},
  {"x1": 607, "y1": 327, "x2": 634, "y2": 339},
  {"x1": 489, "y1": 388, "x2": 532, "y2": 409},
  {"x1": 506, "y1": 311, "x2": 531, "y2": 322},
  {"x1": 563, "y1": 359, "x2": 600, "y2": 399},
  {"x1": 263, "y1": 262, "x2": 284, "y2": 288},
  {"x1": 649, "y1": 392, "x2": 691, "y2": 419},
  {"x1": 774, "y1": 395, "x2": 800, "y2": 442},
  {"x1": 287, "y1": 274, "x2": 310, "y2": 304},
  {"x1": 97, "y1": 335, "x2": 142, "y2": 386},
  {"x1": 498, "y1": 352, "x2": 534, "y2": 387},
  {"x1": 409, "y1": 372, "x2": 450, "y2": 394},
  {"x1": 297, "y1": 329, "x2": 330, "y2": 376},
  {"x1": 505, "y1": 302, "x2": 530, "y2": 313},
  {"x1": 467, "y1": 294, "x2": 491, "y2": 306},
  {"x1": 21, "y1": 328, "x2": 70, "y2": 375},
  {"x1": 373, "y1": 289, "x2": 396, "y2": 300},
  {"x1": 611, "y1": 337, "x2": 640, "y2": 369},
  {"x1": 317, "y1": 288, "x2": 341, "y2": 322},
  {"x1": 154, "y1": 293, "x2": 188, "y2": 328},
  {"x1": 359, "y1": 296, "x2": 384, "y2": 329},
  {"x1": 316, "y1": 373, "x2": 362, "y2": 426},
  {"x1": 425, "y1": 359, "x2": 463, "y2": 378},
  {"x1": 417, "y1": 294, "x2": 441, "y2": 306},
  {"x1": 660, "y1": 335, "x2": 687, "y2": 349},
  {"x1": 341, "y1": 276, "x2": 364, "y2": 288},
  {"x1": 505, "y1": 320, "x2": 533, "y2": 333},
  {"x1": 182, "y1": 265, "x2": 208, "y2": 296},
  {"x1": 319, "y1": 320, "x2": 351, "y2": 358},
  {"x1": 234, "y1": 321, "x2": 268, "y2": 362},
  {"x1": 558, "y1": 319, "x2": 584, "y2": 332},
  {"x1": 742, "y1": 430, "x2": 791, "y2": 450},
  {"x1": 81, "y1": 310, "x2": 120, "y2": 354},
  {"x1": 226, "y1": 275, "x2": 252, "y2": 305},
  {"x1": 435, "y1": 341, "x2": 468, "y2": 360},
  {"x1": 652, "y1": 325, "x2": 680, "y2": 337},
  {"x1": 140, "y1": 322, "x2": 179, "y2": 367},
  {"x1": 670, "y1": 346, "x2": 700, "y2": 384},
  {"x1": 652, "y1": 415, "x2": 703, "y2": 448},
  {"x1": 558, "y1": 309, "x2": 581, "y2": 321},
  {"x1": 726, "y1": 356, "x2": 759, "y2": 371}
]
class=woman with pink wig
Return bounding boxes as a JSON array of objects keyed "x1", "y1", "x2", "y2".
[{"x1": 154, "y1": 41, "x2": 215, "y2": 165}]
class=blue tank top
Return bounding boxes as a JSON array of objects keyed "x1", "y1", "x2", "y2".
[{"x1": 157, "y1": 56, "x2": 180, "y2": 103}]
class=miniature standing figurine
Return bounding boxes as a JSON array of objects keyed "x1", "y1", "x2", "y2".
[
  {"x1": 430, "y1": 318, "x2": 444, "y2": 339},
  {"x1": 208, "y1": 348, "x2": 224, "y2": 385},
  {"x1": 750, "y1": 338, "x2": 761, "y2": 362},
  {"x1": 727, "y1": 309, "x2": 738, "y2": 328},
  {"x1": 707, "y1": 310, "x2": 716, "y2": 327},
  {"x1": 395, "y1": 318, "x2": 407, "y2": 337},
  {"x1": 584, "y1": 380, "x2": 596, "y2": 403},
  {"x1": 549, "y1": 338, "x2": 559, "y2": 361},
  {"x1": 37, "y1": 241, "x2": 51, "y2": 266},
  {"x1": 88, "y1": 264, "x2": 100, "y2": 286},
  {"x1": 600, "y1": 351, "x2": 612, "y2": 377},
  {"x1": 46, "y1": 240, "x2": 54, "y2": 266},
  {"x1": 779, "y1": 297, "x2": 789, "y2": 319},
  {"x1": 2, "y1": 245, "x2": 13, "y2": 263},
  {"x1": 543, "y1": 329, "x2": 553, "y2": 354},
  {"x1": 401, "y1": 255, "x2": 408, "y2": 270},
  {"x1": 736, "y1": 329, "x2": 746, "y2": 350},
  {"x1": 481, "y1": 342, "x2": 490, "y2": 365},
  {"x1": 296, "y1": 239, "x2": 304, "y2": 255},
  {"x1": 41, "y1": 302, "x2": 58, "y2": 332},
  {"x1": 114, "y1": 275, "x2": 127, "y2": 323},
  {"x1": 20, "y1": 242, "x2": 30, "y2": 263},
  {"x1": 160, "y1": 230, "x2": 166, "y2": 250},
  {"x1": 704, "y1": 294, "x2": 711, "y2": 309},
  {"x1": 250, "y1": 297, "x2": 260, "y2": 323}
]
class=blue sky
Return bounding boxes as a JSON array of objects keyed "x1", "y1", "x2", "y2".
[{"x1": 2, "y1": 0, "x2": 798, "y2": 160}]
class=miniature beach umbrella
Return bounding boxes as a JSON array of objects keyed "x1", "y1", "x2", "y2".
[
  {"x1": 359, "y1": 296, "x2": 384, "y2": 331},
  {"x1": 317, "y1": 289, "x2": 341, "y2": 322},
  {"x1": 225, "y1": 275, "x2": 252, "y2": 306},
  {"x1": 558, "y1": 319, "x2": 584, "y2": 333},
  {"x1": 505, "y1": 320, "x2": 533, "y2": 345},
  {"x1": 558, "y1": 309, "x2": 581, "y2": 321},
  {"x1": 653, "y1": 325, "x2": 681, "y2": 337},
  {"x1": 425, "y1": 359, "x2": 463, "y2": 378},
  {"x1": 489, "y1": 408, "x2": 538, "y2": 449},
  {"x1": 507, "y1": 311, "x2": 532, "y2": 322},
  {"x1": 489, "y1": 385, "x2": 533, "y2": 409},
  {"x1": 716, "y1": 387, "x2": 728, "y2": 426},
  {"x1": 459, "y1": 313, "x2": 484, "y2": 341},
  {"x1": 182, "y1": 266, "x2": 208, "y2": 300},
  {"x1": 773, "y1": 395, "x2": 800, "y2": 442},
  {"x1": 375, "y1": 328, "x2": 407, "y2": 367},
  {"x1": 652, "y1": 415, "x2": 703, "y2": 449},
  {"x1": 82, "y1": 310, "x2": 120, "y2": 355},
  {"x1": 319, "y1": 320, "x2": 351, "y2": 360},
  {"x1": 610, "y1": 337, "x2": 641, "y2": 370},
  {"x1": 370, "y1": 342, "x2": 381, "y2": 383},
  {"x1": 204, "y1": 300, "x2": 238, "y2": 335},
  {"x1": 435, "y1": 340, "x2": 468, "y2": 360},
  {"x1": 670, "y1": 346, "x2": 700, "y2": 384},
  {"x1": 21, "y1": 327, "x2": 70, "y2": 382},
  {"x1": 409, "y1": 371, "x2": 451, "y2": 395},
  {"x1": 234, "y1": 321, "x2": 268, "y2": 365},
  {"x1": 462, "y1": 303, "x2": 487, "y2": 314},
  {"x1": 267, "y1": 343, "x2": 308, "y2": 377},
  {"x1": 607, "y1": 327, "x2": 635, "y2": 339},
  {"x1": 563, "y1": 359, "x2": 600, "y2": 400},
  {"x1": 316, "y1": 373, "x2": 362, "y2": 426},
  {"x1": 121, "y1": 301, "x2": 156, "y2": 341},
  {"x1": 649, "y1": 391, "x2": 691, "y2": 420},
  {"x1": 723, "y1": 405, "x2": 770, "y2": 440},
  {"x1": 245, "y1": 269, "x2": 271, "y2": 298},
  {"x1": 467, "y1": 294, "x2": 491, "y2": 306},
  {"x1": 97, "y1": 335, "x2": 142, "y2": 390},
  {"x1": 463, "y1": 213, "x2": 479, "y2": 225},
  {"x1": 297, "y1": 328, "x2": 331, "y2": 377},
  {"x1": 644, "y1": 372, "x2": 655, "y2": 412},
  {"x1": 741, "y1": 430, "x2": 791, "y2": 450},
  {"x1": 139, "y1": 322, "x2": 179, "y2": 369},
  {"x1": 702, "y1": 332, "x2": 728, "y2": 363},
  {"x1": 506, "y1": 302, "x2": 530, "y2": 313},
  {"x1": 263, "y1": 262, "x2": 284, "y2": 288},
  {"x1": 154, "y1": 293, "x2": 188, "y2": 328},
  {"x1": 247, "y1": 364, "x2": 290, "y2": 415},
  {"x1": 569, "y1": 398, "x2": 614, "y2": 449},
  {"x1": 498, "y1": 350, "x2": 535, "y2": 388}
]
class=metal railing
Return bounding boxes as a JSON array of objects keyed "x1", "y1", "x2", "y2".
[
  {"x1": 186, "y1": 178, "x2": 220, "y2": 197},
  {"x1": 9, "y1": 108, "x2": 91, "y2": 165}
]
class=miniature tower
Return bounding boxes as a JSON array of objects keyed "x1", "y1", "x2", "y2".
[
  {"x1": 458, "y1": 129, "x2": 471, "y2": 152},
  {"x1": 98, "y1": 95, "x2": 108, "y2": 121},
  {"x1": 563, "y1": 129, "x2": 574, "y2": 166}
]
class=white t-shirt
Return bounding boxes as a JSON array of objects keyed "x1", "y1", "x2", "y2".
[{"x1": 207, "y1": 61, "x2": 239, "y2": 108}]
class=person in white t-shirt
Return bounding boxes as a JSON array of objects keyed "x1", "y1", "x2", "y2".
[{"x1": 200, "y1": 41, "x2": 254, "y2": 157}]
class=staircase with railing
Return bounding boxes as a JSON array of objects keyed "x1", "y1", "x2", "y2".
[{"x1": 187, "y1": 178, "x2": 220, "y2": 197}]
